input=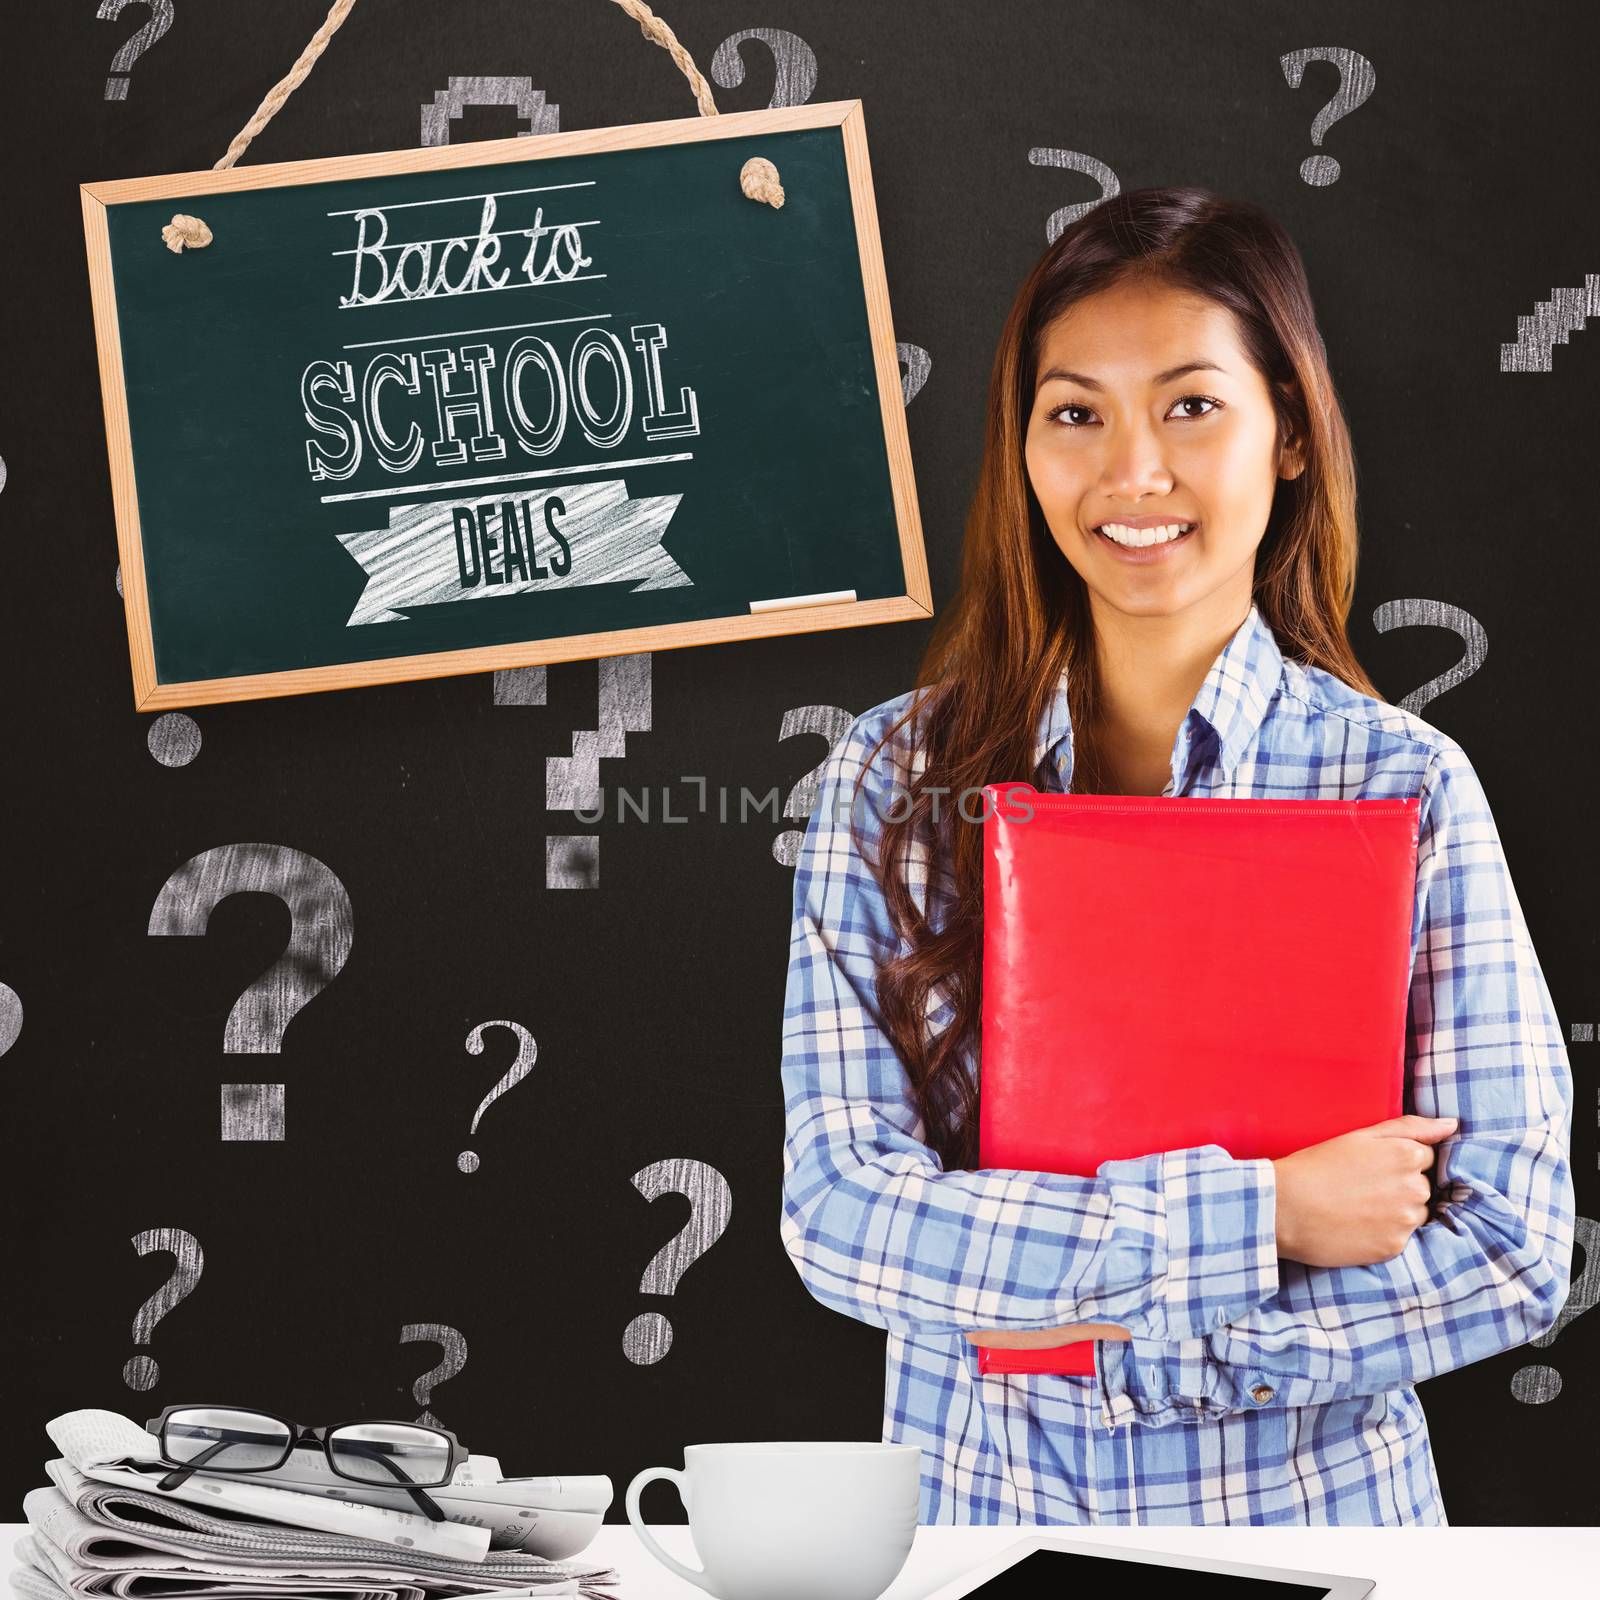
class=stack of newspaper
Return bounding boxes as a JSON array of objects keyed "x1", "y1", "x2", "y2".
[{"x1": 10, "y1": 1412, "x2": 618, "y2": 1600}]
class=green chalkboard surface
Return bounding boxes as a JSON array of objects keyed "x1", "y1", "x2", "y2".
[{"x1": 82, "y1": 101, "x2": 929, "y2": 709}]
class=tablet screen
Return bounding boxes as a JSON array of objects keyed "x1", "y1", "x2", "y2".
[{"x1": 963, "y1": 1549, "x2": 1332, "y2": 1595}]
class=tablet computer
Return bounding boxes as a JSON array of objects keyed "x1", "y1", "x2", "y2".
[{"x1": 919, "y1": 1534, "x2": 1376, "y2": 1598}]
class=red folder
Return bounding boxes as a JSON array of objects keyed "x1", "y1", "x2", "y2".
[{"x1": 976, "y1": 783, "x2": 1420, "y2": 1377}]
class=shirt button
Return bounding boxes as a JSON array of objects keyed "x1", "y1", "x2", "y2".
[{"x1": 1250, "y1": 1383, "x2": 1275, "y2": 1404}]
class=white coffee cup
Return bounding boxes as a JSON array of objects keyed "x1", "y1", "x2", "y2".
[{"x1": 625, "y1": 1441, "x2": 921, "y2": 1600}]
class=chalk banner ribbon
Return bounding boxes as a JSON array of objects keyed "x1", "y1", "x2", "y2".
[{"x1": 335, "y1": 477, "x2": 691, "y2": 625}]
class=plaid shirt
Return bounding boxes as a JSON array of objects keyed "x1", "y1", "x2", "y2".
[{"x1": 779, "y1": 601, "x2": 1575, "y2": 1524}]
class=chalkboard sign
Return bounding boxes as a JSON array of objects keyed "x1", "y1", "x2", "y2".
[{"x1": 81, "y1": 100, "x2": 929, "y2": 710}]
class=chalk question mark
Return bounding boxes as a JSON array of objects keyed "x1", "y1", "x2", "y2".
[
  {"x1": 623, "y1": 1160, "x2": 733, "y2": 1364},
  {"x1": 897, "y1": 343, "x2": 931, "y2": 408},
  {"x1": 401, "y1": 1323, "x2": 467, "y2": 1430},
  {"x1": 772, "y1": 706, "x2": 856, "y2": 866},
  {"x1": 123, "y1": 1228, "x2": 203, "y2": 1391},
  {"x1": 109, "y1": 566, "x2": 202, "y2": 767},
  {"x1": 0, "y1": 982, "x2": 20, "y2": 1060},
  {"x1": 1372, "y1": 600, "x2": 1488, "y2": 717},
  {"x1": 710, "y1": 28, "x2": 818, "y2": 110},
  {"x1": 98, "y1": 0, "x2": 175, "y2": 101},
  {"x1": 146, "y1": 712, "x2": 202, "y2": 768},
  {"x1": 149, "y1": 844, "x2": 354, "y2": 1141},
  {"x1": 1500, "y1": 273, "x2": 1600, "y2": 373},
  {"x1": 546, "y1": 653, "x2": 653, "y2": 889},
  {"x1": 1027, "y1": 149, "x2": 1120, "y2": 244},
  {"x1": 1280, "y1": 48, "x2": 1377, "y2": 185},
  {"x1": 1510, "y1": 1216, "x2": 1598, "y2": 1404},
  {"x1": 420, "y1": 76, "x2": 560, "y2": 146},
  {"x1": 458, "y1": 1020, "x2": 538, "y2": 1172}
]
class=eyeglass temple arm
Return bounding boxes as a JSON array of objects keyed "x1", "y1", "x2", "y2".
[
  {"x1": 156, "y1": 1438, "x2": 230, "y2": 1492},
  {"x1": 153, "y1": 1433, "x2": 446, "y2": 1524},
  {"x1": 337, "y1": 1440, "x2": 447, "y2": 1522}
]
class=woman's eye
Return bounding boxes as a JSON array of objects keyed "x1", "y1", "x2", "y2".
[
  {"x1": 1046, "y1": 403, "x2": 1095, "y2": 427},
  {"x1": 1044, "y1": 394, "x2": 1221, "y2": 427}
]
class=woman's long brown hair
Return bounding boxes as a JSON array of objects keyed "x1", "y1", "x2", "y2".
[{"x1": 851, "y1": 185, "x2": 1386, "y2": 1173}]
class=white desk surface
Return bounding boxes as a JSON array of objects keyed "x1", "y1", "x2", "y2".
[{"x1": 9, "y1": 1522, "x2": 1598, "y2": 1600}]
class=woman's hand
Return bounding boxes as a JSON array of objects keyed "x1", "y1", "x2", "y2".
[
  {"x1": 1273, "y1": 1113, "x2": 1458, "y2": 1268},
  {"x1": 965, "y1": 1321, "x2": 1132, "y2": 1348},
  {"x1": 963, "y1": 1113, "x2": 1458, "y2": 1345}
]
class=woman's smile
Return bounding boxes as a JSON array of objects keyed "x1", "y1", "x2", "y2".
[{"x1": 1092, "y1": 518, "x2": 1199, "y2": 563}]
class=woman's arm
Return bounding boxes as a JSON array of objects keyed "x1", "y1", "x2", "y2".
[
  {"x1": 1123, "y1": 741, "x2": 1577, "y2": 1413},
  {"x1": 971, "y1": 1108, "x2": 1459, "y2": 1349},
  {"x1": 779, "y1": 710, "x2": 1282, "y2": 1344}
]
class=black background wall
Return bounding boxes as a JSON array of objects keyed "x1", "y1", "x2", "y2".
[{"x1": 2, "y1": 0, "x2": 1595, "y2": 1527}]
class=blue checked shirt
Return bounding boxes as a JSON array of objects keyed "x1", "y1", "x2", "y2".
[{"x1": 779, "y1": 601, "x2": 1575, "y2": 1524}]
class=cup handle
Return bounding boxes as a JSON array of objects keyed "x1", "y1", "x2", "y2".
[{"x1": 625, "y1": 1466, "x2": 715, "y2": 1594}]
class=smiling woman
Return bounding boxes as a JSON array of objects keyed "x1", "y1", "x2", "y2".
[
  {"x1": 1025, "y1": 280, "x2": 1305, "y2": 765},
  {"x1": 777, "y1": 184, "x2": 1575, "y2": 1526}
]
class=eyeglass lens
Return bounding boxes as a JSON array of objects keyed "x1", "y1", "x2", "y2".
[
  {"x1": 328, "y1": 1422, "x2": 452, "y2": 1487},
  {"x1": 164, "y1": 1407, "x2": 291, "y2": 1469},
  {"x1": 162, "y1": 1408, "x2": 453, "y2": 1488}
]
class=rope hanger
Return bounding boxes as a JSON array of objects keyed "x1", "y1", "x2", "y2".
[{"x1": 161, "y1": 0, "x2": 785, "y2": 253}]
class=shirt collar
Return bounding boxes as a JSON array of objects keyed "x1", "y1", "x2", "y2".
[{"x1": 1032, "y1": 601, "x2": 1284, "y2": 789}]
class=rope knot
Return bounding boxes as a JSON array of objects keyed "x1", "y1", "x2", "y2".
[
  {"x1": 161, "y1": 214, "x2": 213, "y2": 253},
  {"x1": 739, "y1": 156, "x2": 785, "y2": 209}
]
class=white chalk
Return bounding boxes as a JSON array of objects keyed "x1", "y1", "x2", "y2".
[{"x1": 748, "y1": 588, "x2": 857, "y2": 613}]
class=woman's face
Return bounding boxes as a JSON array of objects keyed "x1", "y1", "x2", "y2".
[{"x1": 1023, "y1": 277, "x2": 1304, "y2": 622}]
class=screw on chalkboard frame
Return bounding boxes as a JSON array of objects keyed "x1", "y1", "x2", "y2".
[{"x1": 159, "y1": 0, "x2": 787, "y2": 253}]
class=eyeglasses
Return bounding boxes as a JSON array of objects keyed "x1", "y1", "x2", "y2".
[{"x1": 144, "y1": 1404, "x2": 467, "y2": 1523}]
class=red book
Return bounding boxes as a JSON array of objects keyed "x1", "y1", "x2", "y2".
[{"x1": 977, "y1": 784, "x2": 1420, "y2": 1377}]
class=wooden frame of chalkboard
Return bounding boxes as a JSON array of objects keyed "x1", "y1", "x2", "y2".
[{"x1": 81, "y1": 100, "x2": 931, "y2": 710}]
